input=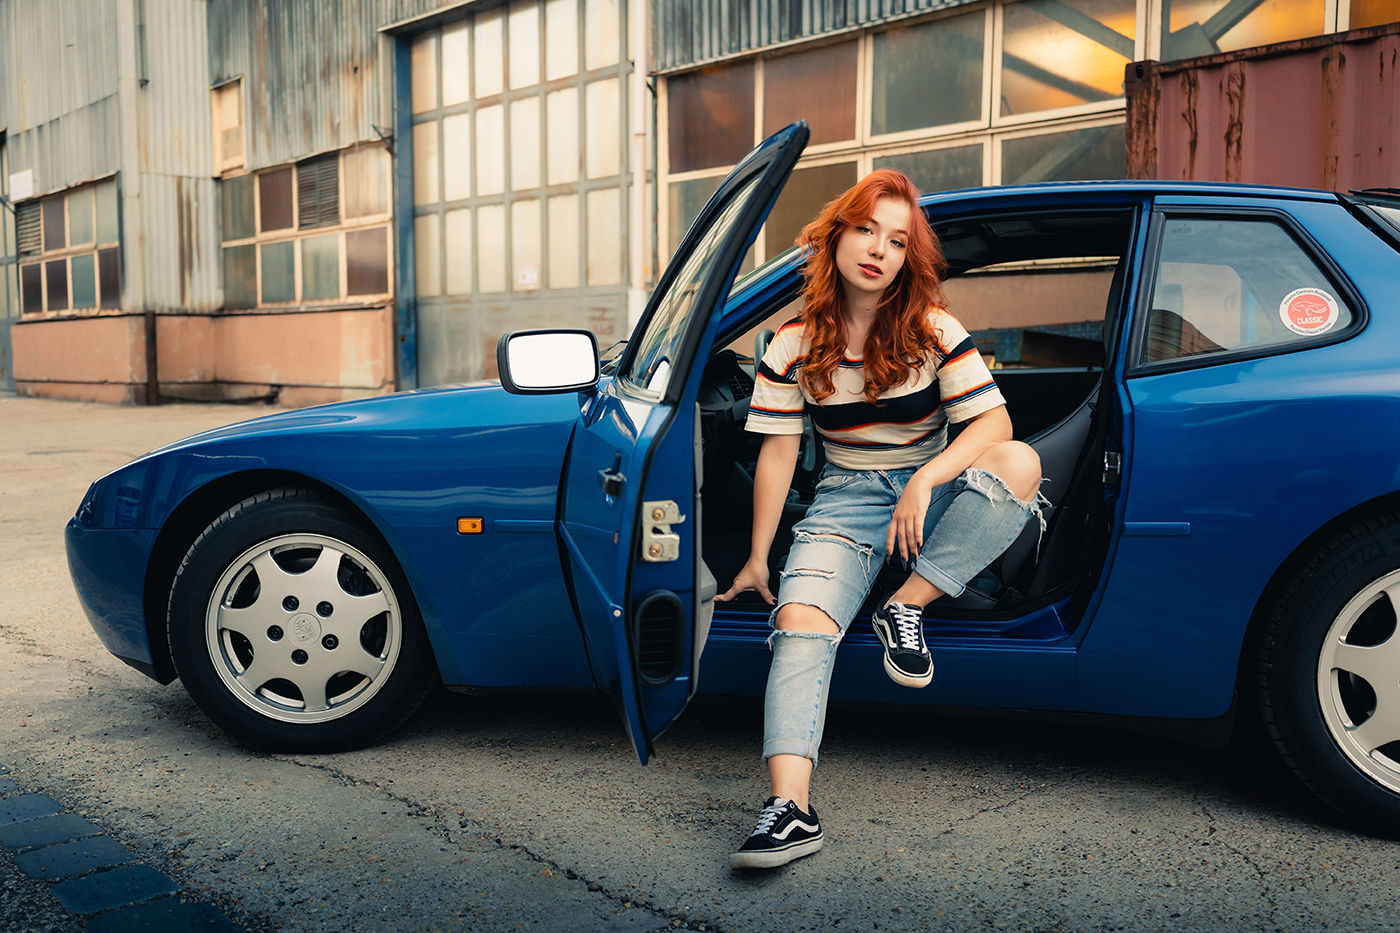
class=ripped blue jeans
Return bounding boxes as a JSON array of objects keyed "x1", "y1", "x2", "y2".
[{"x1": 764, "y1": 464, "x2": 1046, "y2": 767}]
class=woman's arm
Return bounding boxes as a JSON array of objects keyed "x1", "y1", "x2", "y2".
[
  {"x1": 716, "y1": 431, "x2": 802, "y2": 604},
  {"x1": 886, "y1": 405, "x2": 1013, "y2": 562}
]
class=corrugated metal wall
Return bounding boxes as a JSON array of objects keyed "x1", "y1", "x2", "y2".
[
  {"x1": 653, "y1": 0, "x2": 967, "y2": 72},
  {"x1": 1125, "y1": 22, "x2": 1400, "y2": 190},
  {"x1": 0, "y1": 0, "x2": 122, "y2": 191},
  {"x1": 207, "y1": 0, "x2": 462, "y2": 171}
]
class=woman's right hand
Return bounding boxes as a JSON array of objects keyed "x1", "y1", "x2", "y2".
[{"x1": 716, "y1": 558, "x2": 776, "y2": 605}]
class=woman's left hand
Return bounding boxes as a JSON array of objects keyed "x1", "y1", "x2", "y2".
[{"x1": 887, "y1": 471, "x2": 935, "y2": 563}]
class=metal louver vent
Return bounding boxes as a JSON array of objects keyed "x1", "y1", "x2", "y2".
[
  {"x1": 296, "y1": 154, "x2": 339, "y2": 230},
  {"x1": 17, "y1": 201, "x2": 41, "y2": 256}
]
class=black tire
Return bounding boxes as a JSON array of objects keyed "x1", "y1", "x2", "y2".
[
  {"x1": 167, "y1": 488, "x2": 436, "y2": 752},
  {"x1": 1257, "y1": 507, "x2": 1400, "y2": 835}
]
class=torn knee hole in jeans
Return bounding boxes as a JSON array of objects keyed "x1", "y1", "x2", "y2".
[
  {"x1": 965, "y1": 467, "x2": 1052, "y2": 556},
  {"x1": 780, "y1": 567, "x2": 836, "y2": 580},
  {"x1": 766, "y1": 625, "x2": 842, "y2": 650}
]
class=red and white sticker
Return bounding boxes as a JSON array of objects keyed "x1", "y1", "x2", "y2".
[{"x1": 1279, "y1": 288, "x2": 1340, "y2": 336}]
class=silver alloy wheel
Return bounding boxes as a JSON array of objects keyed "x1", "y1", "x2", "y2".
[
  {"x1": 204, "y1": 533, "x2": 403, "y2": 725},
  {"x1": 1316, "y1": 568, "x2": 1400, "y2": 794}
]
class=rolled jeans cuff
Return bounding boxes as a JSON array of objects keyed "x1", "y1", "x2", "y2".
[{"x1": 911, "y1": 556, "x2": 968, "y2": 598}]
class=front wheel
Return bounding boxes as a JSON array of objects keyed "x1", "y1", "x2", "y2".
[
  {"x1": 168, "y1": 489, "x2": 435, "y2": 752},
  {"x1": 1257, "y1": 508, "x2": 1400, "y2": 835}
]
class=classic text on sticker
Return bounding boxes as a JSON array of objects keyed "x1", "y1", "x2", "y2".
[{"x1": 1279, "y1": 287, "x2": 1340, "y2": 336}]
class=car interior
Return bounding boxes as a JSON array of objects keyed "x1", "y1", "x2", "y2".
[{"x1": 697, "y1": 208, "x2": 1136, "y2": 637}]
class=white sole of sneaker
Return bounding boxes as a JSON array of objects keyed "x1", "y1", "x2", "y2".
[
  {"x1": 883, "y1": 652, "x2": 933, "y2": 688},
  {"x1": 729, "y1": 835, "x2": 823, "y2": 870}
]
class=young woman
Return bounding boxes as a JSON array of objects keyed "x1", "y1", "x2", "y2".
[{"x1": 716, "y1": 170, "x2": 1045, "y2": 870}]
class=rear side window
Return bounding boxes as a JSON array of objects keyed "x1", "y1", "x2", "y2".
[{"x1": 1140, "y1": 216, "x2": 1354, "y2": 366}]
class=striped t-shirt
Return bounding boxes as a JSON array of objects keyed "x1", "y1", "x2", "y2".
[{"x1": 745, "y1": 309, "x2": 1005, "y2": 470}]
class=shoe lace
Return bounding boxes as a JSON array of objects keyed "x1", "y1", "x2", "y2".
[
  {"x1": 750, "y1": 801, "x2": 789, "y2": 836},
  {"x1": 887, "y1": 602, "x2": 924, "y2": 651}
]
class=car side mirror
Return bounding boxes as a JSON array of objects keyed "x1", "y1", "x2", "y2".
[{"x1": 496, "y1": 329, "x2": 601, "y2": 394}]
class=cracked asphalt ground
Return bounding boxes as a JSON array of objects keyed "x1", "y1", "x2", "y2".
[{"x1": 4, "y1": 393, "x2": 1400, "y2": 932}]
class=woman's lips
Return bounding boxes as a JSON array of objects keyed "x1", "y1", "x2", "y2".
[{"x1": 858, "y1": 263, "x2": 882, "y2": 277}]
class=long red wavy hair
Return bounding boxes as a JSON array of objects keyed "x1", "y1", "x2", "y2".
[{"x1": 796, "y1": 169, "x2": 947, "y2": 404}]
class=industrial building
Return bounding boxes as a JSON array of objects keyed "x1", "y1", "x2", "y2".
[{"x1": 1, "y1": 0, "x2": 1396, "y2": 403}]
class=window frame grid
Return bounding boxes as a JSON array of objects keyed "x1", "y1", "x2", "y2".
[
  {"x1": 219, "y1": 145, "x2": 393, "y2": 310},
  {"x1": 16, "y1": 177, "x2": 121, "y2": 317}
]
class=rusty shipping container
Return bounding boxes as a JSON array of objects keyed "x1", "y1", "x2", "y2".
[{"x1": 1126, "y1": 22, "x2": 1400, "y2": 191}]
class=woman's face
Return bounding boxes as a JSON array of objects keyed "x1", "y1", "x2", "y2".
[{"x1": 834, "y1": 196, "x2": 912, "y2": 300}]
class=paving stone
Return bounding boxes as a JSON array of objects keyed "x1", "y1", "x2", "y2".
[
  {"x1": 0, "y1": 778, "x2": 18, "y2": 794},
  {"x1": 52, "y1": 864, "x2": 179, "y2": 915},
  {"x1": 0, "y1": 794, "x2": 61, "y2": 827},
  {"x1": 15, "y1": 835, "x2": 132, "y2": 880},
  {"x1": 88, "y1": 896, "x2": 243, "y2": 933},
  {"x1": 0, "y1": 813, "x2": 100, "y2": 851},
  {"x1": 0, "y1": 764, "x2": 9, "y2": 773}
]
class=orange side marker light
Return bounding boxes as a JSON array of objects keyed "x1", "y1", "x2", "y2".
[{"x1": 457, "y1": 517, "x2": 484, "y2": 534}]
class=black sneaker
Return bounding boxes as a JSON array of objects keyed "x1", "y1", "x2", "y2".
[
  {"x1": 729, "y1": 796, "x2": 823, "y2": 869},
  {"x1": 870, "y1": 600, "x2": 934, "y2": 687}
]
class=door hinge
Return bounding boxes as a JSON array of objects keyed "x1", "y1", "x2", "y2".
[
  {"x1": 641, "y1": 500, "x2": 686, "y2": 562},
  {"x1": 1102, "y1": 450, "x2": 1122, "y2": 486}
]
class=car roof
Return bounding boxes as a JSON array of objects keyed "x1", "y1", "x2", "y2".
[{"x1": 916, "y1": 179, "x2": 1340, "y2": 207}]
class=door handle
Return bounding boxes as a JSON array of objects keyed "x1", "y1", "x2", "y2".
[{"x1": 597, "y1": 452, "x2": 626, "y2": 497}]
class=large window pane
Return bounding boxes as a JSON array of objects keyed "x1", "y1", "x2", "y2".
[
  {"x1": 71, "y1": 253, "x2": 96, "y2": 307},
  {"x1": 476, "y1": 106, "x2": 505, "y2": 195},
  {"x1": 1002, "y1": 0, "x2": 1135, "y2": 117},
  {"x1": 477, "y1": 204, "x2": 507, "y2": 292},
  {"x1": 221, "y1": 173, "x2": 255, "y2": 240},
  {"x1": 667, "y1": 61, "x2": 754, "y2": 173},
  {"x1": 509, "y1": 2, "x2": 540, "y2": 89},
  {"x1": 260, "y1": 241, "x2": 295, "y2": 302},
  {"x1": 874, "y1": 145, "x2": 984, "y2": 193},
  {"x1": 546, "y1": 88, "x2": 579, "y2": 184},
  {"x1": 511, "y1": 97, "x2": 542, "y2": 189},
  {"x1": 223, "y1": 244, "x2": 257, "y2": 308},
  {"x1": 1001, "y1": 124, "x2": 1124, "y2": 184},
  {"x1": 586, "y1": 188, "x2": 621, "y2": 285},
  {"x1": 585, "y1": 78, "x2": 621, "y2": 178},
  {"x1": 344, "y1": 147, "x2": 390, "y2": 218},
  {"x1": 475, "y1": 9, "x2": 504, "y2": 97},
  {"x1": 415, "y1": 214, "x2": 442, "y2": 298},
  {"x1": 302, "y1": 233, "x2": 340, "y2": 300},
  {"x1": 763, "y1": 161, "x2": 858, "y2": 259},
  {"x1": 21, "y1": 263, "x2": 42, "y2": 314},
  {"x1": 872, "y1": 12, "x2": 985, "y2": 134},
  {"x1": 545, "y1": 0, "x2": 578, "y2": 80},
  {"x1": 68, "y1": 188, "x2": 94, "y2": 245},
  {"x1": 258, "y1": 168, "x2": 294, "y2": 232},
  {"x1": 667, "y1": 174, "x2": 723, "y2": 260},
  {"x1": 442, "y1": 21, "x2": 470, "y2": 106},
  {"x1": 764, "y1": 41, "x2": 857, "y2": 144},
  {"x1": 1163, "y1": 0, "x2": 1322, "y2": 58},
  {"x1": 43, "y1": 199, "x2": 65, "y2": 250},
  {"x1": 413, "y1": 121, "x2": 440, "y2": 205},
  {"x1": 584, "y1": 0, "x2": 620, "y2": 69},
  {"x1": 347, "y1": 227, "x2": 389, "y2": 296},
  {"x1": 443, "y1": 113, "x2": 472, "y2": 201},
  {"x1": 45, "y1": 258, "x2": 67, "y2": 310},
  {"x1": 548, "y1": 194, "x2": 579, "y2": 288},
  {"x1": 411, "y1": 32, "x2": 439, "y2": 113},
  {"x1": 95, "y1": 180, "x2": 119, "y2": 244},
  {"x1": 444, "y1": 209, "x2": 472, "y2": 294},
  {"x1": 98, "y1": 247, "x2": 120, "y2": 308},
  {"x1": 512, "y1": 198, "x2": 542, "y2": 291}
]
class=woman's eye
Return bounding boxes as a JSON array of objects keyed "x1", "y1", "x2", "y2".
[
  {"x1": 891, "y1": 239, "x2": 906, "y2": 249},
  {"x1": 856, "y1": 225, "x2": 872, "y2": 234}
]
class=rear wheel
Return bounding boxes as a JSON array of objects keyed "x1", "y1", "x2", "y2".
[
  {"x1": 1257, "y1": 508, "x2": 1400, "y2": 835},
  {"x1": 168, "y1": 488, "x2": 435, "y2": 751}
]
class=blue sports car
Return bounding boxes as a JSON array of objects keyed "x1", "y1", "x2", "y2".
[{"x1": 66, "y1": 124, "x2": 1400, "y2": 834}]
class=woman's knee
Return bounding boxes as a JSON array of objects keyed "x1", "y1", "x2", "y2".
[
  {"x1": 775, "y1": 602, "x2": 840, "y2": 635},
  {"x1": 972, "y1": 440, "x2": 1042, "y2": 502}
]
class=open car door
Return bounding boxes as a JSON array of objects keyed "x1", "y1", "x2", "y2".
[{"x1": 559, "y1": 122, "x2": 809, "y2": 763}]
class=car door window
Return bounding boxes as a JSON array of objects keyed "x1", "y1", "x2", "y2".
[
  {"x1": 1139, "y1": 216, "x2": 1355, "y2": 366},
  {"x1": 621, "y1": 173, "x2": 763, "y2": 398}
]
